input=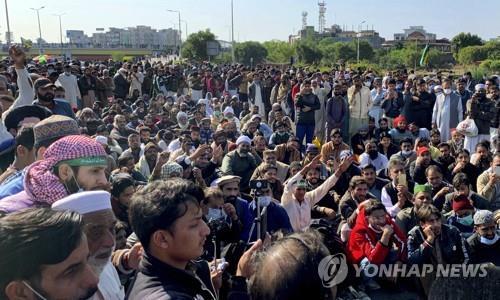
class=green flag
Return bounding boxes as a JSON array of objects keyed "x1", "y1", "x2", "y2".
[{"x1": 419, "y1": 44, "x2": 429, "y2": 67}]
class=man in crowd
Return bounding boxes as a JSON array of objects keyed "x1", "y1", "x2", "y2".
[
  {"x1": 466, "y1": 210, "x2": 500, "y2": 265},
  {"x1": 221, "y1": 135, "x2": 258, "y2": 191},
  {"x1": 0, "y1": 208, "x2": 99, "y2": 300},
  {"x1": 0, "y1": 135, "x2": 108, "y2": 213},
  {"x1": 56, "y1": 64, "x2": 81, "y2": 110},
  {"x1": 53, "y1": 191, "x2": 126, "y2": 299},
  {"x1": 432, "y1": 78, "x2": 463, "y2": 142},
  {"x1": 348, "y1": 75, "x2": 372, "y2": 138}
]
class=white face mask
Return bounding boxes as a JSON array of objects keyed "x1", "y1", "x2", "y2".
[
  {"x1": 444, "y1": 89, "x2": 452, "y2": 95},
  {"x1": 364, "y1": 81, "x2": 371, "y2": 87},
  {"x1": 257, "y1": 196, "x2": 272, "y2": 207},
  {"x1": 64, "y1": 71, "x2": 71, "y2": 76},
  {"x1": 401, "y1": 150, "x2": 412, "y2": 156},
  {"x1": 207, "y1": 207, "x2": 225, "y2": 221},
  {"x1": 23, "y1": 281, "x2": 48, "y2": 300},
  {"x1": 480, "y1": 232, "x2": 499, "y2": 245}
]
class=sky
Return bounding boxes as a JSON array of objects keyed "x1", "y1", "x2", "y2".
[{"x1": 2, "y1": 0, "x2": 500, "y2": 44}]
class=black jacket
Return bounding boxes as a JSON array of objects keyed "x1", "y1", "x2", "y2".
[
  {"x1": 127, "y1": 253, "x2": 217, "y2": 300},
  {"x1": 466, "y1": 232, "x2": 500, "y2": 265}
]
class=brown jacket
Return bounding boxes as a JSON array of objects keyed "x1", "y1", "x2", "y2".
[
  {"x1": 320, "y1": 141, "x2": 350, "y2": 165},
  {"x1": 274, "y1": 144, "x2": 301, "y2": 164}
]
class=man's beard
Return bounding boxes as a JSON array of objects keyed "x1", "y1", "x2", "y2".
[
  {"x1": 38, "y1": 92, "x2": 55, "y2": 102},
  {"x1": 225, "y1": 195, "x2": 237, "y2": 204},
  {"x1": 88, "y1": 247, "x2": 113, "y2": 276}
]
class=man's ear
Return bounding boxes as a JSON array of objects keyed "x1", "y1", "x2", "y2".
[
  {"x1": 5, "y1": 281, "x2": 32, "y2": 300},
  {"x1": 152, "y1": 230, "x2": 170, "y2": 249},
  {"x1": 36, "y1": 146, "x2": 46, "y2": 160},
  {"x1": 57, "y1": 163, "x2": 74, "y2": 181},
  {"x1": 16, "y1": 145, "x2": 27, "y2": 157}
]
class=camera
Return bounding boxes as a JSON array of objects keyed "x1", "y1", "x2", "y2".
[{"x1": 249, "y1": 179, "x2": 268, "y2": 190}]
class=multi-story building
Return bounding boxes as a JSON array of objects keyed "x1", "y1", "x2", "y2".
[
  {"x1": 383, "y1": 26, "x2": 451, "y2": 52},
  {"x1": 66, "y1": 26, "x2": 179, "y2": 50}
]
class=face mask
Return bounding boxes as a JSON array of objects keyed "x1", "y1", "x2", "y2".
[
  {"x1": 207, "y1": 207, "x2": 225, "y2": 221},
  {"x1": 23, "y1": 281, "x2": 48, "y2": 300},
  {"x1": 64, "y1": 71, "x2": 71, "y2": 76},
  {"x1": 364, "y1": 81, "x2": 371, "y2": 87},
  {"x1": 402, "y1": 150, "x2": 412, "y2": 156},
  {"x1": 480, "y1": 232, "x2": 499, "y2": 245},
  {"x1": 456, "y1": 214, "x2": 473, "y2": 226},
  {"x1": 444, "y1": 89, "x2": 452, "y2": 95},
  {"x1": 257, "y1": 196, "x2": 272, "y2": 207}
]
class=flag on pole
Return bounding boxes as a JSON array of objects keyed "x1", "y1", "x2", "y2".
[{"x1": 419, "y1": 43, "x2": 430, "y2": 67}]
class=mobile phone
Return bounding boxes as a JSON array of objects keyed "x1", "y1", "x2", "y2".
[
  {"x1": 494, "y1": 166, "x2": 500, "y2": 177},
  {"x1": 397, "y1": 173, "x2": 407, "y2": 187}
]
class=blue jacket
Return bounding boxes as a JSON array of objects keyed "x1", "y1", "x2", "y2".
[
  {"x1": 0, "y1": 170, "x2": 24, "y2": 200},
  {"x1": 248, "y1": 201, "x2": 293, "y2": 242},
  {"x1": 34, "y1": 99, "x2": 76, "y2": 119},
  {"x1": 232, "y1": 197, "x2": 252, "y2": 242}
]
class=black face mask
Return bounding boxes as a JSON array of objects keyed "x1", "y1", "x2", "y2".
[
  {"x1": 38, "y1": 91, "x2": 55, "y2": 102},
  {"x1": 368, "y1": 150, "x2": 379, "y2": 160}
]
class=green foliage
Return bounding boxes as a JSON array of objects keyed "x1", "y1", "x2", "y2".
[
  {"x1": 479, "y1": 59, "x2": 500, "y2": 73},
  {"x1": 426, "y1": 48, "x2": 454, "y2": 68},
  {"x1": 451, "y1": 32, "x2": 483, "y2": 56},
  {"x1": 262, "y1": 40, "x2": 295, "y2": 63},
  {"x1": 213, "y1": 52, "x2": 233, "y2": 64},
  {"x1": 182, "y1": 29, "x2": 218, "y2": 60},
  {"x1": 234, "y1": 41, "x2": 268, "y2": 65},
  {"x1": 295, "y1": 41, "x2": 322, "y2": 64},
  {"x1": 111, "y1": 51, "x2": 125, "y2": 62},
  {"x1": 351, "y1": 40, "x2": 374, "y2": 61},
  {"x1": 457, "y1": 45, "x2": 488, "y2": 65}
]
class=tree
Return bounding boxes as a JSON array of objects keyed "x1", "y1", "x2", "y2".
[
  {"x1": 349, "y1": 40, "x2": 374, "y2": 61},
  {"x1": 182, "y1": 29, "x2": 218, "y2": 60},
  {"x1": 451, "y1": 32, "x2": 483, "y2": 56},
  {"x1": 234, "y1": 41, "x2": 268, "y2": 65},
  {"x1": 263, "y1": 40, "x2": 295, "y2": 63},
  {"x1": 457, "y1": 45, "x2": 488, "y2": 65},
  {"x1": 332, "y1": 42, "x2": 356, "y2": 62},
  {"x1": 296, "y1": 41, "x2": 322, "y2": 64}
]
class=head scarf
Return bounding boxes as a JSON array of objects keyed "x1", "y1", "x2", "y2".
[{"x1": 24, "y1": 135, "x2": 107, "y2": 206}]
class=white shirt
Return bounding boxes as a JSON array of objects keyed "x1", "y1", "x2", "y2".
[
  {"x1": 281, "y1": 172, "x2": 339, "y2": 232},
  {"x1": 56, "y1": 73, "x2": 81, "y2": 108},
  {"x1": 358, "y1": 153, "x2": 389, "y2": 171},
  {"x1": 90, "y1": 261, "x2": 124, "y2": 300},
  {"x1": 381, "y1": 182, "x2": 402, "y2": 217}
]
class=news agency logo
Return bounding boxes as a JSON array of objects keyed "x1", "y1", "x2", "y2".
[{"x1": 318, "y1": 253, "x2": 349, "y2": 287}]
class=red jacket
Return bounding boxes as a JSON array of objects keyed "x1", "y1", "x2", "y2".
[{"x1": 347, "y1": 206, "x2": 407, "y2": 265}]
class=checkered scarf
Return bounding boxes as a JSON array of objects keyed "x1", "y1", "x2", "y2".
[{"x1": 24, "y1": 135, "x2": 106, "y2": 205}]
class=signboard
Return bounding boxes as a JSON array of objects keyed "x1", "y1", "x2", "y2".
[
  {"x1": 206, "y1": 41, "x2": 220, "y2": 56},
  {"x1": 96, "y1": 28, "x2": 105, "y2": 31}
]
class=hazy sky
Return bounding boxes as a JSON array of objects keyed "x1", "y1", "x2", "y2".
[{"x1": 3, "y1": 0, "x2": 500, "y2": 43}]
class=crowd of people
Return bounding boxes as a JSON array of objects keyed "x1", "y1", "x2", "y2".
[{"x1": 0, "y1": 44, "x2": 499, "y2": 300}]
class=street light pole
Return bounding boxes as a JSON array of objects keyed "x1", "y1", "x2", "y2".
[
  {"x1": 356, "y1": 20, "x2": 366, "y2": 63},
  {"x1": 4, "y1": 0, "x2": 12, "y2": 46},
  {"x1": 181, "y1": 19, "x2": 188, "y2": 40},
  {"x1": 53, "y1": 13, "x2": 65, "y2": 56},
  {"x1": 231, "y1": 0, "x2": 235, "y2": 63},
  {"x1": 167, "y1": 9, "x2": 182, "y2": 59},
  {"x1": 30, "y1": 6, "x2": 45, "y2": 54}
]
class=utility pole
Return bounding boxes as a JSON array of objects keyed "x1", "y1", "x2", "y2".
[
  {"x1": 167, "y1": 9, "x2": 182, "y2": 59},
  {"x1": 231, "y1": 0, "x2": 235, "y2": 63},
  {"x1": 30, "y1": 6, "x2": 45, "y2": 54},
  {"x1": 53, "y1": 13, "x2": 65, "y2": 56},
  {"x1": 4, "y1": 0, "x2": 11, "y2": 46},
  {"x1": 357, "y1": 20, "x2": 366, "y2": 63}
]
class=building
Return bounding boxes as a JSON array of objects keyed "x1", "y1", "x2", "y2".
[
  {"x1": 383, "y1": 26, "x2": 451, "y2": 52},
  {"x1": 289, "y1": 24, "x2": 385, "y2": 49},
  {"x1": 66, "y1": 26, "x2": 179, "y2": 51},
  {"x1": 394, "y1": 26, "x2": 436, "y2": 41}
]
